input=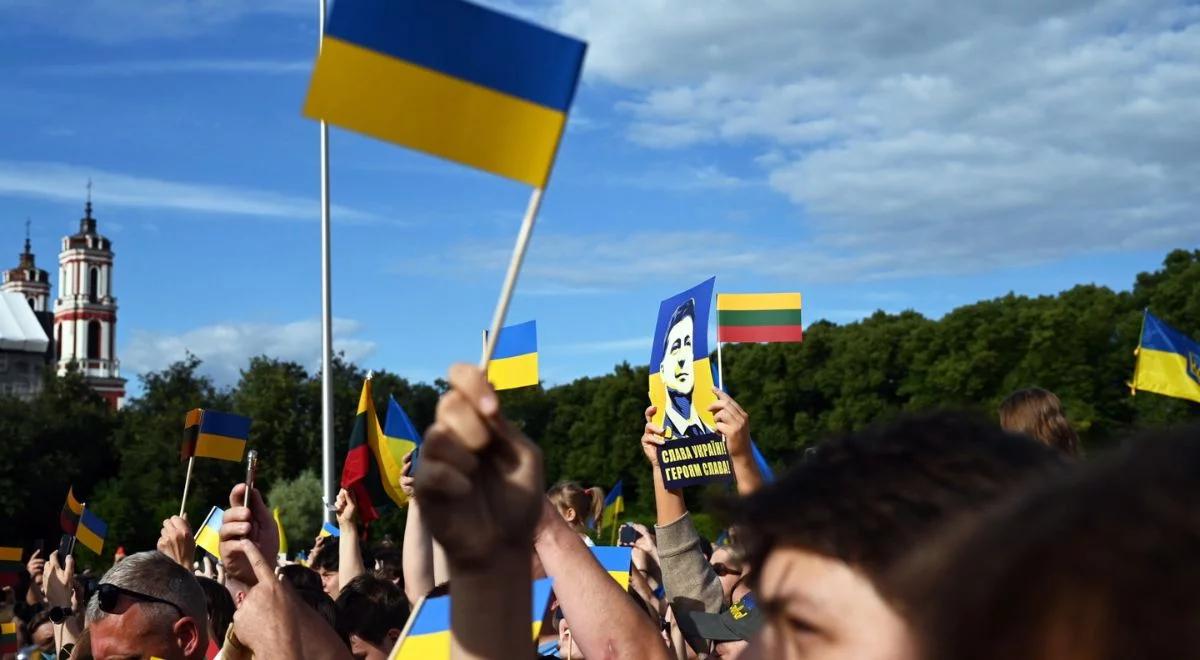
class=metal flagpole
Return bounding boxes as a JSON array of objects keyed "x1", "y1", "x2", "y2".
[
  {"x1": 480, "y1": 188, "x2": 544, "y2": 365},
  {"x1": 319, "y1": 0, "x2": 336, "y2": 525}
]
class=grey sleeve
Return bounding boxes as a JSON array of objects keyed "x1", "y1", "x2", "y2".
[{"x1": 655, "y1": 511, "x2": 724, "y2": 614}]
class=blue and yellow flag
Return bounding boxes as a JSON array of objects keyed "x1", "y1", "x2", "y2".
[
  {"x1": 591, "y1": 546, "x2": 633, "y2": 591},
  {"x1": 396, "y1": 577, "x2": 553, "y2": 659},
  {"x1": 318, "y1": 521, "x2": 341, "y2": 538},
  {"x1": 194, "y1": 506, "x2": 224, "y2": 558},
  {"x1": 382, "y1": 395, "x2": 421, "y2": 500},
  {"x1": 304, "y1": 0, "x2": 586, "y2": 188},
  {"x1": 183, "y1": 409, "x2": 251, "y2": 463},
  {"x1": 599, "y1": 480, "x2": 623, "y2": 532},
  {"x1": 1131, "y1": 311, "x2": 1200, "y2": 404},
  {"x1": 77, "y1": 508, "x2": 107, "y2": 555},
  {"x1": 486, "y1": 320, "x2": 539, "y2": 390},
  {"x1": 273, "y1": 507, "x2": 287, "y2": 557}
]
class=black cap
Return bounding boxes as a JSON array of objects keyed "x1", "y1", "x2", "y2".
[{"x1": 676, "y1": 594, "x2": 765, "y2": 644}]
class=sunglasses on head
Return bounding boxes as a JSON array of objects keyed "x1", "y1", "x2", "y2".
[{"x1": 96, "y1": 583, "x2": 184, "y2": 618}]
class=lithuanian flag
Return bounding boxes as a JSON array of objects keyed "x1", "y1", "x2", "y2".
[
  {"x1": 717, "y1": 293, "x2": 803, "y2": 344},
  {"x1": 340, "y1": 377, "x2": 405, "y2": 524},
  {"x1": 0, "y1": 546, "x2": 22, "y2": 588},
  {"x1": 61, "y1": 486, "x2": 83, "y2": 535},
  {"x1": 0, "y1": 620, "x2": 17, "y2": 654}
]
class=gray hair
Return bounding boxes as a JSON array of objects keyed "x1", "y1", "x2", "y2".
[{"x1": 86, "y1": 551, "x2": 207, "y2": 630}]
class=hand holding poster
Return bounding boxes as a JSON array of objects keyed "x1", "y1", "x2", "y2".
[{"x1": 648, "y1": 277, "x2": 734, "y2": 489}]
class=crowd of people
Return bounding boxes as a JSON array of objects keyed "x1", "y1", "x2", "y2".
[{"x1": 3, "y1": 370, "x2": 1198, "y2": 660}]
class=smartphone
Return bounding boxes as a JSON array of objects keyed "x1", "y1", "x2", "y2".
[
  {"x1": 618, "y1": 524, "x2": 640, "y2": 547},
  {"x1": 58, "y1": 534, "x2": 75, "y2": 559},
  {"x1": 244, "y1": 450, "x2": 258, "y2": 504},
  {"x1": 404, "y1": 447, "x2": 421, "y2": 477},
  {"x1": 33, "y1": 539, "x2": 44, "y2": 555}
]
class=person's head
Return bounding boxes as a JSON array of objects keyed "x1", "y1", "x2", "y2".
[
  {"x1": 710, "y1": 543, "x2": 749, "y2": 606},
  {"x1": 335, "y1": 575, "x2": 409, "y2": 660},
  {"x1": 311, "y1": 545, "x2": 340, "y2": 596},
  {"x1": 278, "y1": 563, "x2": 323, "y2": 593},
  {"x1": 900, "y1": 425, "x2": 1200, "y2": 660},
  {"x1": 998, "y1": 387, "x2": 1080, "y2": 456},
  {"x1": 27, "y1": 609, "x2": 55, "y2": 654},
  {"x1": 547, "y1": 481, "x2": 603, "y2": 534},
  {"x1": 85, "y1": 551, "x2": 209, "y2": 660},
  {"x1": 371, "y1": 543, "x2": 403, "y2": 588},
  {"x1": 195, "y1": 576, "x2": 234, "y2": 648},
  {"x1": 660, "y1": 298, "x2": 697, "y2": 396},
  {"x1": 736, "y1": 412, "x2": 1067, "y2": 660}
]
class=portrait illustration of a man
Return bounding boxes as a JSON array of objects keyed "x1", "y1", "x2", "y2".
[{"x1": 659, "y1": 298, "x2": 714, "y2": 439}]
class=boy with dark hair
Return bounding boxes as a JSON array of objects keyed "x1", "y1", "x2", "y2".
[
  {"x1": 334, "y1": 574, "x2": 409, "y2": 660},
  {"x1": 735, "y1": 412, "x2": 1067, "y2": 659}
]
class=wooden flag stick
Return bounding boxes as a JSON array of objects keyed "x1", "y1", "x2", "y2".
[
  {"x1": 480, "y1": 188, "x2": 545, "y2": 367},
  {"x1": 716, "y1": 339, "x2": 725, "y2": 391},
  {"x1": 180, "y1": 456, "x2": 196, "y2": 517}
]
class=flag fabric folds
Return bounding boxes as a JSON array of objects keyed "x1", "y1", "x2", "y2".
[
  {"x1": 486, "y1": 320, "x2": 539, "y2": 390},
  {"x1": 0, "y1": 620, "x2": 17, "y2": 654},
  {"x1": 195, "y1": 506, "x2": 224, "y2": 558},
  {"x1": 590, "y1": 546, "x2": 633, "y2": 591},
  {"x1": 77, "y1": 508, "x2": 107, "y2": 555},
  {"x1": 751, "y1": 441, "x2": 775, "y2": 483},
  {"x1": 341, "y1": 378, "x2": 405, "y2": 523},
  {"x1": 273, "y1": 507, "x2": 288, "y2": 557},
  {"x1": 599, "y1": 480, "x2": 624, "y2": 532},
  {"x1": 382, "y1": 395, "x2": 421, "y2": 482},
  {"x1": 61, "y1": 486, "x2": 83, "y2": 535},
  {"x1": 0, "y1": 547, "x2": 21, "y2": 588},
  {"x1": 183, "y1": 409, "x2": 251, "y2": 463},
  {"x1": 1131, "y1": 311, "x2": 1200, "y2": 404},
  {"x1": 396, "y1": 577, "x2": 553, "y2": 659},
  {"x1": 717, "y1": 293, "x2": 803, "y2": 344},
  {"x1": 319, "y1": 521, "x2": 341, "y2": 538},
  {"x1": 304, "y1": 0, "x2": 587, "y2": 188}
]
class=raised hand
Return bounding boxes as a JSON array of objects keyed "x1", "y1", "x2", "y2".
[
  {"x1": 709, "y1": 388, "x2": 750, "y2": 456},
  {"x1": 414, "y1": 364, "x2": 544, "y2": 569},
  {"x1": 334, "y1": 488, "x2": 358, "y2": 528},
  {"x1": 641, "y1": 406, "x2": 666, "y2": 468},
  {"x1": 219, "y1": 483, "x2": 280, "y2": 586},
  {"x1": 399, "y1": 450, "x2": 416, "y2": 500},
  {"x1": 157, "y1": 514, "x2": 196, "y2": 569},
  {"x1": 25, "y1": 549, "x2": 45, "y2": 604},
  {"x1": 42, "y1": 550, "x2": 74, "y2": 608}
]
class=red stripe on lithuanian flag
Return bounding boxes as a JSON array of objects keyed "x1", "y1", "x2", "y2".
[
  {"x1": 717, "y1": 293, "x2": 803, "y2": 343},
  {"x1": 340, "y1": 377, "x2": 405, "y2": 524}
]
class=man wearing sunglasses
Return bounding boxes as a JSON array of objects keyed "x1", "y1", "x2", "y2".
[{"x1": 85, "y1": 551, "x2": 208, "y2": 660}]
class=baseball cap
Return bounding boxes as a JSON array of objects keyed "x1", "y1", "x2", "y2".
[{"x1": 676, "y1": 594, "x2": 765, "y2": 644}]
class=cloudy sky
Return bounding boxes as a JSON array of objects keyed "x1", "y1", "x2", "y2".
[{"x1": 1, "y1": 0, "x2": 1196, "y2": 392}]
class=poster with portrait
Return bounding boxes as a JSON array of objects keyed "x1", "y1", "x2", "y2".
[{"x1": 648, "y1": 277, "x2": 734, "y2": 489}]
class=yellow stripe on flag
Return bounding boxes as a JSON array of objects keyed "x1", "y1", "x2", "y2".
[
  {"x1": 1132, "y1": 348, "x2": 1200, "y2": 404},
  {"x1": 76, "y1": 525, "x2": 104, "y2": 555},
  {"x1": 0, "y1": 547, "x2": 21, "y2": 562},
  {"x1": 194, "y1": 433, "x2": 246, "y2": 462},
  {"x1": 1, "y1": 621, "x2": 15, "y2": 634},
  {"x1": 304, "y1": 37, "x2": 567, "y2": 189},
  {"x1": 66, "y1": 487, "x2": 84, "y2": 515},
  {"x1": 195, "y1": 526, "x2": 221, "y2": 559},
  {"x1": 717, "y1": 292, "x2": 802, "y2": 311},
  {"x1": 487, "y1": 352, "x2": 539, "y2": 391}
]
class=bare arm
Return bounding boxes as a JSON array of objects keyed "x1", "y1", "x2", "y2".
[
  {"x1": 335, "y1": 488, "x2": 365, "y2": 595},
  {"x1": 400, "y1": 454, "x2": 434, "y2": 605},
  {"x1": 642, "y1": 406, "x2": 687, "y2": 526},
  {"x1": 534, "y1": 498, "x2": 671, "y2": 660}
]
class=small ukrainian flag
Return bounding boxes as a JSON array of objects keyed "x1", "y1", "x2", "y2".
[
  {"x1": 395, "y1": 577, "x2": 553, "y2": 659},
  {"x1": 77, "y1": 508, "x2": 107, "y2": 555},
  {"x1": 1131, "y1": 310, "x2": 1200, "y2": 404},
  {"x1": 194, "y1": 506, "x2": 224, "y2": 558},
  {"x1": 304, "y1": 0, "x2": 586, "y2": 188},
  {"x1": 318, "y1": 521, "x2": 341, "y2": 539},
  {"x1": 183, "y1": 409, "x2": 251, "y2": 463},
  {"x1": 486, "y1": 320, "x2": 539, "y2": 391},
  {"x1": 591, "y1": 546, "x2": 633, "y2": 591}
]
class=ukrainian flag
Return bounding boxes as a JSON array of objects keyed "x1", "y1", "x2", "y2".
[
  {"x1": 77, "y1": 508, "x2": 107, "y2": 555},
  {"x1": 273, "y1": 507, "x2": 288, "y2": 557},
  {"x1": 487, "y1": 320, "x2": 539, "y2": 390},
  {"x1": 183, "y1": 409, "x2": 251, "y2": 463},
  {"x1": 591, "y1": 546, "x2": 632, "y2": 591},
  {"x1": 1131, "y1": 310, "x2": 1200, "y2": 404},
  {"x1": 382, "y1": 395, "x2": 421, "y2": 501},
  {"x1": 396, "y1": 577, "x2": 553, "y2": 659},
  {"x1": 318, "y1": 521, "x2": 341, "y2": 538},
  {"x1": 599, "y1": 480, "x2": 623, "y2": 532},
  {"x1": 304, "y1": 0, "x2": 586, "y2": 188},
  {"x1": 194, "y1": 506, "x2": 224, "y2": 558}
]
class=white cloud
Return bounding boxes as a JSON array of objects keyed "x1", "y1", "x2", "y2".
[
  {"x1": 0, "y1": 160, "x2": 380, "y2": 224},
  {"x1": 547, "y1": 336, "x2": 651, "y2": 354},
  {"x1": 549, "y1": 0, "x2": 1200, "y2": 278},
  {"x1": 27, "y1": 59, "x2": 310, "y2": 76},
  {"x1": 122, "y1": 317, "x2": 376, "y2": 388}
]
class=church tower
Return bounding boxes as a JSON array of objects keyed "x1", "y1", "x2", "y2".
[
  {"x1": 54, "y1": 193, "x2": 125, "y2": 408},
  {"x1": 2, "y1": 221, "x2": 52, "y2": 313}
]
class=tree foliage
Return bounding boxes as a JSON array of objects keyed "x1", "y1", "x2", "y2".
[{"x1": 2, "y1": 250, "x2": 1198, "y2": 559}]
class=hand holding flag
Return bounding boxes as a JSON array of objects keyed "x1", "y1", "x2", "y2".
[
  {"x1": 157, "y1": 515, "x2": 195, "y2": 569},
  {"x1": 218, "y1": 483, "x2": 280, "y2": 587},
  {"x1": 42, "y1": 550, "x2": 74, "y2": 609}
]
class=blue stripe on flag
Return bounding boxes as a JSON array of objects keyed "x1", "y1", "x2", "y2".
[
  {"x1": 384, "y1": 396, "x2": 421, "y2": 445},
  {"x1": 493, "y1": 320, "x2": 538, "y2": 360},
  {"x1": 80, "y1": 509, "x2": 107, "y2": 537},
  {"x1": 200, "y1": 411, "x2": 252, "y2": 440},
  {"x1": 1143, "y1": 311, "x2": 1200, "y2": 356}
]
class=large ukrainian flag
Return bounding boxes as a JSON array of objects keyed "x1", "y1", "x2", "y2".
[
  {"x1": 487, "y1": 320, "x2": 539, "y2": 390},
  {"x1": 304, "y1": 0, "x2": 586, "y2": 188},
  {"x1": 397, "y1": 577, "x2": 553, "y2": 659},
  {"x1": 1131, "y1": 310, "x2": 1200, "y2": 404}
]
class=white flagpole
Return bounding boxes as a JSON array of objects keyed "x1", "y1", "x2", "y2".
[
  {"x1": 716, "y1": 339, "x2": 725, "y2": 391},
  {"x1": 179, "y1": 456, "x2": 196, "y2": 517},
  {"x1": 480, "y1": 188, "x2": 544, "y2": 366},
  {"x1": 318, "y1": 0, "x2": 336, "y2": 525}
]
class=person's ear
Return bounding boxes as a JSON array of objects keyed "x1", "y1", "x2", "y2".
[
  {"x1": 563, "y1": 507, "x2": 578, "y2": 524},
  {"x1": 173, "y1": 616, "x2": 202, "y2": 656}
]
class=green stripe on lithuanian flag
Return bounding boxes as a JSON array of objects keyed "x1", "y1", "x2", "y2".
[
  {"x1": 0, "y1": 620, "x2": 16, "y2": 654},
  {"x1": 717, "y1": 293, "x2": 803, "y2": 343}
]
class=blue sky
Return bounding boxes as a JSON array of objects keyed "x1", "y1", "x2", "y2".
[{"x1": 1, "y1": 0, "x2": 1196, "y2": 394}]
